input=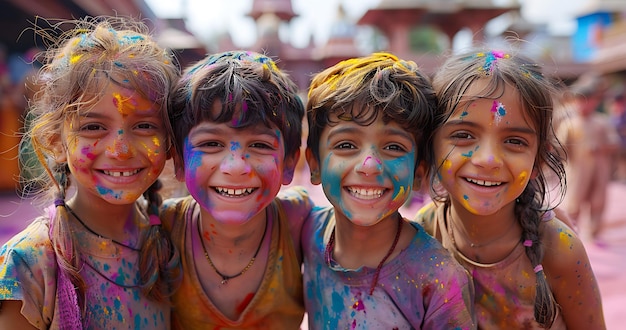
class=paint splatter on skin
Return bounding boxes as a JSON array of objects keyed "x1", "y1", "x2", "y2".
[{"x1": 490, "y1": 101, "x2": 506, "y2": 125}]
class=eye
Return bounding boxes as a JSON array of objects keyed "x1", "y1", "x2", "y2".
[
  {"x1": 505, "y1": 137, "x2": 528, "y2": 147},
  {"x1": 136, "y1": 122, "x2": 158, "y2": 130},
  {"x1": 450, "y1": 132, "x2": 472, "y2": 140},
  {"x1": 80, "y1": 123, "x2": 105, "y2": 131},
  {"x1": 384, "y1": 143, "x2": 407, "y2": 152},
  {"x1": 336, "y1": 142, "x2": 356, "y2": 149},
  {"x1": 250, "y1": 142, "x2": 276, "y2": 150}
]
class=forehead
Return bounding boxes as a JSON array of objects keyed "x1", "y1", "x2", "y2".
[{"x1": 454, "y1": 79, "x2": 526, "y2": 119}]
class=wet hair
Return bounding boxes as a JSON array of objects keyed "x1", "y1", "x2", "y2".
[
  {"x1": 306, "y1": 52, "x2": 437, "y2": 166},
  {"x1": 22, "y1": 16, "x2": 181, "y2": 316},
  {"x1": 430, "y1": 49, "x2": 567, "y2": 327},
  {"x1": 169, "y1": 50, "x2": 304, "y2": 166}
]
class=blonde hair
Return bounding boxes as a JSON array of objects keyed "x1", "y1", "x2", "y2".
[{"x1": 22, "y1": 16, "x2": 181, "y2": 316}]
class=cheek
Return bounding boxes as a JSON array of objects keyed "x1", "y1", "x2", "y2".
[
  {"x1": 320, "y1": 154, "x2": 344, "y2": 200},
  {"x1": 385, "y1": 154, "x2": 414, "y2": 202}
]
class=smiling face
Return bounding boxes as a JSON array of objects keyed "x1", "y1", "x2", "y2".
[
  {"x1": 434, "y1": 79, "x2": 538, "y2": 216},
  {"x1": 181, "y1": 102, "x2": 296, "y2": 225},
  {"x1": 307, "y1": 110, "x2": 418, "y2": 226},
  {"x1": 62, "y1": 83, "x2": 168, "y2": 205}
]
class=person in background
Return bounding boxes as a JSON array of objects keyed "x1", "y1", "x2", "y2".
[{"x1": 557, "y1": 74, "x2": 620, "y2": 242}]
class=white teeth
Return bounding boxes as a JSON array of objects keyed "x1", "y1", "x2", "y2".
[
  {"x1": 215, "y1": 187, "x2": 255, "y2": 197},
  {"x1": 103, "y1": 169, "x2": 140, "y2": 177},
  {"x1": 347, "y1": 187, "x2": 384, "y2": 200},
  {"x1": 466, "y1": 178, "x2": 502, "y2": 186}
]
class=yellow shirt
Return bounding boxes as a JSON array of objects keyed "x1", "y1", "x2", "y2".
[{"x1": 162, "y1": 189, "x2": 309, "y2": 329}]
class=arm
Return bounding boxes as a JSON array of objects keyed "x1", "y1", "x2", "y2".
[
  {"x1": 0, "y1": 301, "x2": 38, "y2": 330},
  {"x1": 542, "y1": 220, "x2": 606, "y2": 329}
]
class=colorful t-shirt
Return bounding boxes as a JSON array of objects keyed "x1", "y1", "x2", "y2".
[
  {"x1": 415, "y1": 202, "x2": 567, "y2": 329},
  {"x1": 0, "y1": 205, "x2": 171, "y2": 329},
  {"x1": 161, "y1": 187, "x2": 312, "y2": 329},
  {"x1": 302, "y1": 206, "x2": 476, "y2": 330}
]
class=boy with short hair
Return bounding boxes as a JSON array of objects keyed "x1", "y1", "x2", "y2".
[
  {"x1": 302, "y1": 52, "x2": 476, "y2": 329},
  {"x1": 162, "y1": 50, "x2": 312, "y2": 328}
]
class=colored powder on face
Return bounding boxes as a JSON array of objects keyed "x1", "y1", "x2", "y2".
[
  {"x1": 112, "y1": 92, "x2": 153, "y2": 116},
  {"x1": 490, "y1": 101, "x2": 506, "y2": 125},
  {"x1": 517, "y1": 171, "x2": 528, "y2": 185},
  {"x1": 461, "y1": 150, "x2": 474, "y2": 158},
  {"x1": 96, "y1": 186, "x2": 124, "y2": 200},
  {"x1": 230, "y1": 141, "x2": 241, "y2": 152}
]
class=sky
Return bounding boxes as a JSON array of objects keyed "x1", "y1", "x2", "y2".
[{"x1": 144, "y1": 0, "x2": 592, "y2": 49}]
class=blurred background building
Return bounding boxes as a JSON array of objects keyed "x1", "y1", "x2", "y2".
[{"x1": 1, "y1": 0, "x2": 626, "y2": 191}]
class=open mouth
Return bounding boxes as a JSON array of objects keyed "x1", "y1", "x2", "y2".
[
  {"x1": 102, "y1": 169, "x2": 141, "y2": 177},
  {"x1": 346, "y1": 187, "x2": 385, "y2": 200},
  {"x1": 465, "y1": 178, "x2": 502, "y2": 187},
  {"x1": 214, "y1": 187, "x2": 257, "y2": 197}
]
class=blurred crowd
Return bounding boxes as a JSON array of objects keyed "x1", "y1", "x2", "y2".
[{"x1": 0, "y1": 45, "x2": 41, "y2": 192}]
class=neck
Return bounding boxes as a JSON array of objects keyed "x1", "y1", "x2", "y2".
[
  {"x1": 198, "y1": 207, "x2": 268, "y2": 250},
  {"x1": 66, "y1": 198, "x2": 138, "y2": 242},
  {"x1": 332, "y1": 211, "x2": 403, "y2": 268}
]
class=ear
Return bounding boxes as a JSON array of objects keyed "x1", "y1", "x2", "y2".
[
  {"x1": 305, "y1": 147, "x2": 321, "y2": 185},
  {"x1": 413, "y1": 161, "x2": 427, "y2": 191},
  {"x1": 281, "y1": 149, "x2": 300, "y2": 185},
  {"x1": 51, "y1": 140, "x2": 67, "y2": 164}
]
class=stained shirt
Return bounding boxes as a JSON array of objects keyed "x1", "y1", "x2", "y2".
[
  {"x1": 0, "y1": 205, "x2": 171, "y2": 329},
  {"x1": 302, "y1": 206, "x2": 476, "y2": 330},
  {"x1": 161, "y1": 187, "x2": 312, "y2": 329},
  {"x1": 415, "y1": 202, "x2": 566, "y2": 330}
]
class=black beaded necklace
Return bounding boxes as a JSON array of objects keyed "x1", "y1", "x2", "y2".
[{"x1": 65, "y1": 205, "x2": 140, "y2": 252}]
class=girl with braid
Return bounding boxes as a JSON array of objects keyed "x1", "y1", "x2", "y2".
[
  {"x1": 414, "y1": 49, "x2": 606, "y2": 329},
  {"x1": 0, "y1": 17, "x2": 181, "y2": 329}
]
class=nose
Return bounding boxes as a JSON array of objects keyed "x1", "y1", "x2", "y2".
[
  {"x1": 105, "y1": 130, "x2": 135, "y2": 160},
  {"x1": 355, "y1": 150, "x2": 383, "y2": 177},
  {"x1": 220, "y1": 146, "x2": 251, "y2": 176},
  {"x1": 470, "y1": 141, "x2": 503, "y2": 170}
]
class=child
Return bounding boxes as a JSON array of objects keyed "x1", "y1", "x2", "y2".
[
  {"x1": 415, "y1": 49, "x2": 606, "y2": 329},
  {"x1": 556, "y1": 75, "x2": 620, "y2": 242},
  {"x1": 302, "y1": 52, "x2": 476, "y2": 329},
  {"x1": 0, "y1": 17, "x2": 181, "y2": 329},
  {"x1": 161, "y1": 50, "x2": 312, "y2": 328}
]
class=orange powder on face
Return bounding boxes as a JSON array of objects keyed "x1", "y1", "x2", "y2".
[
  {"x1": 517, "y1": 171, "x2": 529, "y2": 186},
  {"x1": 112, "y1": 92, "x2": 154, "y2": 116}
]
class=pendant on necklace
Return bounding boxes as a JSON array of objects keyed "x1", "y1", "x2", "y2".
[{"x1": 221, "y1": 279, "x2": 228, "y2": 285}]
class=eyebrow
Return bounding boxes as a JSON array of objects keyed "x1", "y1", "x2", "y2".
[
  {"x1": 444, "y1": 119, "x2": 537, "y2": 135},
  {"x1": 327, "y1": 125, "x2": 414, "y2": 141},
  {"x1": 191, "y1": 125, "x2": 280, "y2": 139}
]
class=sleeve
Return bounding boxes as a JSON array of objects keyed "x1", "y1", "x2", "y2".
[
  {"x1": 421, "y1": 246, "x2": 477, "y2": 330},
  {"x1": 0, "y1": 220, "x2": 58, "y2": 329},
  {"x1": 413, "y1": 201, "x2": 437, "y2": 236},
  {"x1": 277, "y1": 186, "x2": 315, "y2": 262}
]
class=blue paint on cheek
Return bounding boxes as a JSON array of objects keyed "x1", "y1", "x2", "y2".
[
  {"x1": 462, "y1": 151, "x2": 473, "y2": 158},
  {"x1": 463, "y1": 195, "x2": 469, "y2": 201}
]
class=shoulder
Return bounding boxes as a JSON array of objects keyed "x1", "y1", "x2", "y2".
[
  {"x1": 0, "y1": 218, "x2": 56, "y2": 295},
  {"x1": 276, "y1": 186, "x2": 314, "y2": 218},
  {"x1": 161, "y1": 196, "x2": 194, "y2": 230},
  {"x1": 539, "y1": 212, "x2": 589, "y2": 272},
  {"x1": 276, "y1": 186, "x2": 315, "y2": 238},
  {"x1": 413, "y1": 201, "x2": 440, "y2": 236}
]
